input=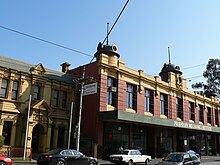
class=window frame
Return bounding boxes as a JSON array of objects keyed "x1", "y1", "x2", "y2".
[
  {"x1": 160, "y1": 93, "x2": 168, "y2": 116},
  {"x1": 189, "y1": 101, "x2": 195, "y2": 121},
  {"x1": 107, "y1": 77, "x2": 117, "y2": 106},
  {"x1": 0, "y1": 79, "x2": 8, "y2": 98},
  {"x1": 62, "y1": 91, "x2": 67, "y2": 108},
  {"x1": 198, "y1": 104, "x2": 204, "y2": 123},
  {"x1": 33, "y1": 85, "x2": 40, "y2": 100},
  {"x1": 176, "y1": 97, "x2": 183, "y2": 119},
  {"x1": 53, "y1": 89, "x2": 59, "y2": 107},
  {"x1": 11, "y1": 80, "x2": 19, "y2": 100},
  {"x1": 126, "y1": 83, "x2": 137, "y2": 110},
  {"x1": 144, "y1": 89, "x2": 153, "y2": 113}
]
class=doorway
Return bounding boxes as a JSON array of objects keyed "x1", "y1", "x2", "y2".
[{"x1": 32, "y1": 124, "x2": 44, "y2": 153}]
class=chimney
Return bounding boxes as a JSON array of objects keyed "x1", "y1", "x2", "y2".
[{"x1": 60, "y1": 62, "x2": 71, "y2": 73}]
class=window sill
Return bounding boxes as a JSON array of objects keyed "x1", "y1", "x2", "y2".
[
  {"x1": 144, "y1": 112, "x2": 153, "y2": 116},
  {"x1": 160, "y1": 114, "x2": 167, "y2": 119},
  {"x1": 125, "y1": 108, "x2": 136, "y2": 113}
]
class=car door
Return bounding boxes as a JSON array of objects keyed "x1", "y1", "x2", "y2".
[
  {"x1": 72, "y1": 150, "x2": 88, "y2": 165},
  {"x1": 60, "y1": 150, "x2": 78, "y2": 164},
  {"x1": 135, "y1": 150, "x2": 145, "y2": 163},
  {"x1": 183, "y1": 154, "x2": 193, "y2": 165}
]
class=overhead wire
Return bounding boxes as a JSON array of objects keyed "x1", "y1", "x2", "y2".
[
  {"x1": 102, "y1": 0, "x2": 130, "y2": 45},
  {"x1": 89, "y1": 0, "x2": 130, "y2": 63},
  {"x1": 0, "y1": 25, "x2": 93, "y2": 57}
]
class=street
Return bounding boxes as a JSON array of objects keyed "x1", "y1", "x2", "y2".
[{"x1": 12, "y1": 156, "x2": 220, "y2": 165}]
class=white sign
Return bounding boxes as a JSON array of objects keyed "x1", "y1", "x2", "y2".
[
  {"x1": 83, "y1": 82, "x2": 97, "y2": 96},
  {"x1": 173, "y1": 121, "x2": 212, "y2": 131}
]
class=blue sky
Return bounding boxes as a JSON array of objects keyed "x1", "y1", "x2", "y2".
[{"x1": 1, "y1": 1, "x2": 220, "y2": 90}]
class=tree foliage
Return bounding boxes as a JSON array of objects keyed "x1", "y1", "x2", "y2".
[
  {"x1": 192, "y1": 58, "x2": 220, "y2": 97},
  {"x1": 0, "y1": 135, "x2": 5, "y2": 147}
]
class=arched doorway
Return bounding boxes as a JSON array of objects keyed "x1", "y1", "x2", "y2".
[{"x1": 32, "y1": 124, "x2": 44, "y2": 153}]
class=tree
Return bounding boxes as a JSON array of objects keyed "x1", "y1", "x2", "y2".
[
  {"x1": 192, "y1": 59, "x2": 220, "y2": 97},
  {"x1": 0, "y1": 136, "x2": 5, "y2": 147}
]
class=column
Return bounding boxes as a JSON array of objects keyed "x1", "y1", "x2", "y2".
[
  {"x1": 10, "y1": 121, "x2": 17, "y2": 147},
  {"x1": 0, "y1": 120, "x2": 3, "y2": 135},
  {"x1": 53, "y1": 125, "x2": 58, "y2": 148},
  {"x1": 46, "y1": 125, "x2": 52, "y2": 152}
]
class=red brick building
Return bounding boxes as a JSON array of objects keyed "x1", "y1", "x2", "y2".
[{"x1": 69, "y1": 43, "x2": 220, "y2": 159}]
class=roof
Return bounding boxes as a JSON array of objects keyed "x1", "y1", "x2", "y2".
[{"x1": 0, "y1": 56, "x2": 73, "y2": 84}]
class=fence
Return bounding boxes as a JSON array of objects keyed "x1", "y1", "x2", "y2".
[{"x1": 0, "y1": 146, "x2": 32, "y2": 159}]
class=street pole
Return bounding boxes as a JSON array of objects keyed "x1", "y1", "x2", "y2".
[
  {"x1": 23, "y1": 95, "x2": 31, "y2": 160},
  {"x1": 68, "y1": 101, "x2": 74, "y2": 149},
  {"x1": 76, "y1": 67, "x2": 85, "y2": 151}
]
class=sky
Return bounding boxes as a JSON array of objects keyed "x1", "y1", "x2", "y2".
[{"x1": 1, "y1": 0, "x2": 220, "y2": 90}]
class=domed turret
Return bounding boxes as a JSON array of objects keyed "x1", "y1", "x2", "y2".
[
  {"x1": 159, "y1": 47, "x2": 182, "y2": 82},
  {"x1": 94, "y1": 42, "x2": 120, "y2": 59}
]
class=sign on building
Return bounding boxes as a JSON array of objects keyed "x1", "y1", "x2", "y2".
[{"x1": 83, "y1": 82, "x2": 97, "y2": 96}]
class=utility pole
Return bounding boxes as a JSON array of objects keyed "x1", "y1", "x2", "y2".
[
  {"x1": 23, "y1": 95, "x2": 31, "y2": 160},
  {"x1": 74, "y1": 66, "x2": 96, "y2": 152},
  {"x1": 75, "y1": 67, "x2": 85, "y2": 151},
  {"x1": 68, "y1": 101, "x2": 74, "y2": 149}
]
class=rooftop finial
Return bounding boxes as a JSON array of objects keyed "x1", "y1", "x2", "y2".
[
  {"x1": 106, "y1": 22, "x2": 109, "y2": 45},
  {"x1": 168, "y1": 47, "x2": 171, "y2": 64}
]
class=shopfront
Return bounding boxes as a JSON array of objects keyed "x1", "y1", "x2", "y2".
[{"x1": 100, "y1": 110, "x2": 220, "y2": 159}]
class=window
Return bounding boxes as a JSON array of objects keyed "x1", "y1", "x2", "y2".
[
  {"x1": 12, "y1": 81, "x2": 19, "y2": 100},
  {"x1": 53, "y1": 90, "x2": 59, "y2": 107},
  {"x1": 33, "y1": 85, "x2": 40, "y2": 100},
  {"x1": 189, "y1": 102, "x2": 195, "y2": 121},
  {"x1": 126, "y1": 84, "x2": 137, "y2": 109},
  {"x1": 0, "y1": 79, "x2": 8, "y2": 98},
  {"x1": 62, "y1": 91, "x2": 67, "y2": 108},
  {"x1": 207, "y1": 107, "x2": 212, "y2": 124},
  {"x1": 176, "y1": 97, "x2": 183, "y2": 119},
  {"x1": 215, "y1": 109, "x2": 219, "y2": 126},
  {"x1": 3, "y1": 121, "x2": 12, "y2": 145},
  {"x1": 107, "y1": 77, "x2": 117, "y2": 106},
  {"x1": 144, "y1": 89, "x2": 153, "y2": 113},
  {"x1": 160, "y1": 93, "x2": 168, "y2": 116},
  {"x1": 198, "y1": 104, "x2": 204, "y2": 123}
]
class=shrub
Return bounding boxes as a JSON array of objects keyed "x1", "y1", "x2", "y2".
[{"x1": 0, "y1": 136, "x2": 5, "y2": 147}]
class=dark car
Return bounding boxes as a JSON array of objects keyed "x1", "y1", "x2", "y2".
[
  {"x1": 37, "y1": 148, "x2": 98, "y2": 165},
  {"x1": 156, "y1": 152, "x2": 200, "y2": 165}
]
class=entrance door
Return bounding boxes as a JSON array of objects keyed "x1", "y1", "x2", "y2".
[{"x1": 32, "y1": 124, "x2": 44, "y2": 153}]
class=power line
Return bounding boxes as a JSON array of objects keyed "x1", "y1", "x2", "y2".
[
  {"x1": 102, "y1": 0, "x2": 130, "y2": 45},
  {"x1": 0, "y1": 25, "x2": 93, "y2": 57},
  {"x1": 182, "y1": 63, "x2": 206, "y2": 70}
]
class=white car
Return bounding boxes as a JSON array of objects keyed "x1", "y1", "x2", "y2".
[{"x1": 109, "y1": 149, "x2": 151, "y2": 165}]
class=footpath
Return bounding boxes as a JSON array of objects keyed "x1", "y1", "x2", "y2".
[{"x1": 12, "y1": 156, "x2": 220, "y2": 165}]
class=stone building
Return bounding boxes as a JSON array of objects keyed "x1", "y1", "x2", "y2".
[{"x1": 0, "y1": 56, "x2": 75, "y2": 157}]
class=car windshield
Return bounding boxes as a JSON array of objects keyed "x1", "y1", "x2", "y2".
[
  {"x1": 117, "y1": 150, "x2": 129, "y2": 155},
  {"x1": 165, "y1": 153, "x2": 183, "y2": 162}
]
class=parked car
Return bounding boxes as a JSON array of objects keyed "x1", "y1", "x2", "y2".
[
  {"x1": 156, "y1": 152, "x2": 200, "y2": 165},
  {"x1": 187, "y1": 150, "x2": 201, "y2": 160},
  {"x1": 37, "y1": 148, "x2": 98, "y2": 165},
  {"x1": 0, "y1": 156, "x2": 12, "y2": 165},
  {"x1": 109, "y1": 149, "x2": 151, "y2": 165}
]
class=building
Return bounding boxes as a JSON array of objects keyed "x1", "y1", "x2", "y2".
[
  {"x1": 0, "y1": 56, "x2": 75, "y2": 157},
  {"x1": 69, "y1": 43, "x2": 220, "y2": 159}
]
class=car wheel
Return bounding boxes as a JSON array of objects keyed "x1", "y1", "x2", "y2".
[
  {"x1": 145, "y1": 159, "x2": 149, "y2": 165},
  {"x1": 127, "y1": 160, "x2": 133, "y2": 165},
  {"x1": 0, "y1": 162, "x2": 6, "y2": 165},
  {"x1": 56, "y1": 160, "x2": 66, "y2": 165},
  {"x1": 89, "y1": 160, "x2": 97, "y2": 165}
]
